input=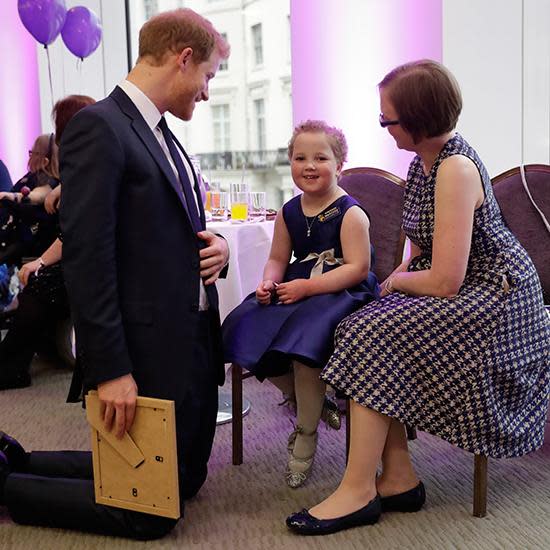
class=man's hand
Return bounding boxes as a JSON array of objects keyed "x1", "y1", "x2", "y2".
[
  {"x1": 97, "y1": 373, "x2": 138, "y2": 439},
  {"x1": 197, "y1": 231, "x2": 229, "y2": 285},
  {"x1": 276, "y1": 279, "x2": 310, "y2": 304},
  {"x1": 44, "y1": 185, "x2": 62, "y2": 214}
]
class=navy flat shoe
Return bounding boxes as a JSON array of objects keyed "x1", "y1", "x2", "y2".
[
  {"x1": 286, "y1": 495, "x2": 381, "y2": 536},
  {"x1": 0, "y1": 450, "x2": 10, "y2": 504},
  {"x1": 380, "y1": 481, "x2": 426, "y2": 513}
]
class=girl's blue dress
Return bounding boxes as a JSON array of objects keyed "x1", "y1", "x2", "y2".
[{"x1": 222, "y1": 194, "x2": 379, "y2": 379}]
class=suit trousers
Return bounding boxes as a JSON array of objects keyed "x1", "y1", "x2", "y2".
[{"x1": 4, "y1": 312, "x2": 219, "y2": 540}]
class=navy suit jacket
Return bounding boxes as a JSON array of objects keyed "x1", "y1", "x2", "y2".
[{"x1": 60, "y1": 86, "x2": 225, "y2": 403}]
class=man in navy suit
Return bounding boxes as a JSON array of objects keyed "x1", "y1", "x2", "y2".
[{"x1": 0, "y1": 9, "x2": 230, "y2": 539}]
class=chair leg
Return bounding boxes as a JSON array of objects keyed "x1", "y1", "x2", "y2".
[
  {"x1": 345, "y1": 399, "x2": 351, "y2": 463},
  {"x1": 232, "y1": 363, "x2": 244, "y2": 465},
  {"x1": 473, "y1": 454, "x2": 488, "y2": 517},
  {"x1": 405, "y1": 424, "x2": 417, "y2": 440}
]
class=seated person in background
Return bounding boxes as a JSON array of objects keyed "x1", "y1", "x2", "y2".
[
  {"x1": 0, "y1": 160, "x2": 12, "y2": 192},
  {"x1": 0, "y1": 133, "x2": 59, "y2": 204},
  {"x1": 286, "y1": 60, "x2": 550, "y2": 536},
  {"x1": 0, "y1": 94, "x2": 95, "y2": 391},
  {"x1": 0, "y1": 134, "x2": 60, "y2": 264},
  {"x1": 222, "y1": 120, "x2": 379, "y2": 488}
]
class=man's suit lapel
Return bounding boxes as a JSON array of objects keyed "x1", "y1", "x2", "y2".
[{"x1": 109, "y1": 87, "x2": 192, "y2": 221}]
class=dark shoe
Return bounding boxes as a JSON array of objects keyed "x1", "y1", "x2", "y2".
[
  {"x1": 0, "y1": 450, "x2": 9, "y2": 504},
  {"x1": 380, "y1": 482, "x2": 426, "y2": 513},
  {"x1": 286, "y1": 495, "x2": 381, "y2": 536},
  {"x1": 0, "y1": 371, "x2": 31, "y2": 391},
  {"x1": 0, "y1": 432, "x2": 28, "y2": 472}
]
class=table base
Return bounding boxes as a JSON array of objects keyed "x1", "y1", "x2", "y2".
[{"x1": 217, "y1": 389, "x2": 251, "y2": 425}]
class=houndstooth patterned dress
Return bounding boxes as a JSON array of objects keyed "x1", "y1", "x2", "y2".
[{"x1": 321, "y1": 134, "x2": 550, "y2": 458}]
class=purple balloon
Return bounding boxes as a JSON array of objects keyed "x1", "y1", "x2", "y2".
[
  {"x1": 61, "y1": 6, "x2": 102, "y2": 59},
  {"x1": 18, "y1": 0, "x2": 67, "y2": 46}
]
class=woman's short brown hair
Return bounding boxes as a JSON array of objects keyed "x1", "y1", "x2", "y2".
[
  {"x1": 32, "y1": 133, "x2": 59, "y2": 181},
  {"x1": 52, "y1": 94, "x2": 95, "y2": 144},
  {"x1": 379, "y1": 59, "x2": 462, "y2": 143},
  {"x1": 288, "y1": 120, "x2": 348, "y2": 165},
  {"x1": 138, "y1": 8, "x2": 230, "y2": 66}
]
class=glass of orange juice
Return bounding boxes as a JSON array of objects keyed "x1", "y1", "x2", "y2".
[
  {"x1": 210, "y1": 191, "x2": 228, "y2": 221},
  {"x1": 230, "y1": 183, "x2": 249, "y2": 223}
]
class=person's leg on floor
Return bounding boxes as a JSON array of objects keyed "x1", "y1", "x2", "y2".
[
  {"x1": 176, "y1": 312, "x2": 219, "y2": 500},
  {"x1": 4, "y1": 474, "x2": 177, "y2": 540},
  {"x1": 0, "y1": 292, "x2": 49, "y2": 389}
]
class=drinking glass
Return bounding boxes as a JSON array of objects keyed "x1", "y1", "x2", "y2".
[
  {"x1": 230, "y1": 183, "x2": 249, "y2": 222},
  {"x1": 230, "y1": 192, "x2": 249, "y2": 222},
  {"x1": 248, "y1": 191, "x2": 266, "y2": 222},
  {"x1": 210, "y1": 191, "x2": 229, "y2": 221}
]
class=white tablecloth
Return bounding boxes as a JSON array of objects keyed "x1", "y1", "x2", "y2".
[{"x1": 208, "y1": 220, "x2": 275, "y2": 321}]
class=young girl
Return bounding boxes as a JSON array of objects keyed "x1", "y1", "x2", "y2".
[{"x1": 222, "y1": 120, "x2": 379, "y2": 488}]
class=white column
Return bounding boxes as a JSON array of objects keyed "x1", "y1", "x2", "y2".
[{"x1": 290, "y1": 0, "x2": 443, "y2": 177}]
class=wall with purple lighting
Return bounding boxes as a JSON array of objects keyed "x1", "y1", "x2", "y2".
[
  {"x1": 290, "y1": 0, "x2": 442, "y2": 177},
  {"x1": 0, "y1": 2, "x2": 42, "y2": 182}
]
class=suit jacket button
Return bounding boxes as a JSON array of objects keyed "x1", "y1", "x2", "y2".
[{"x1": 191, "y1": 259, "x2": 199, "y2": 269}]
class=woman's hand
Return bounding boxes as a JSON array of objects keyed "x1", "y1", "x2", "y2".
[
  {"x1": 44, "y1": 185, "x2": 62, "y2": 214},
  {"x1": 256, "y1": 279, "x2": 275, "y2": 305},
  {"x1": 276, "y1": 279, "x2": 310, "y2": 304},
  {"x1": 18, "y1": 258, "x2": 42, "y2": 286},
  {"x1": 379, "y1": 277, "x2": 395, "y2": 298}
]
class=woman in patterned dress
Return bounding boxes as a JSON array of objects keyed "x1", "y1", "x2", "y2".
[{"x1": 287, "y1": 60, "x2": 550, "y2": 536}]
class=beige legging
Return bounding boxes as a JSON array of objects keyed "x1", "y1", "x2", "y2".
[{"x1": 269, "y1": 361, "x2": 325, "y2": 434}]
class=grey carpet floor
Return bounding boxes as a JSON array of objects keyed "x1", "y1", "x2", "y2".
[{"x1": 1, "y1": 357, "x2": 549, "y2": 550}]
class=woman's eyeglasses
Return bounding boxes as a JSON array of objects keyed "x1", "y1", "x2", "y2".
[{"x1": 379, "y1": 113, "x2": 400, "y2": 128}]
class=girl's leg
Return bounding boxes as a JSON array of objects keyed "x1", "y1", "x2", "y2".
[
  {"x1": 286, "y1": 362, "x2": 325, "y2": 487},
  {"x1": 309, "y1": 401, "x2": 390, "y2": 519},
  {"x1": 376, "y1": 419, "x2": 419, "y2": 497},
  {"x1": 269, "y1": 369, "x2": 341, "y2": 430},
  {"x1": 268, "y1": 372, "x2": 295, "y2": 402},
  {"x1": 293, "y1": 362, "x2": 325, "y2": 435}
]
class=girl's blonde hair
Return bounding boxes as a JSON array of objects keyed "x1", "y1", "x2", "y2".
[{"x1": 287, "y1": 120, "x2": 348, "y2": 165}]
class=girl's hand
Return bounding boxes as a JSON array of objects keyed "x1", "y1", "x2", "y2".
[
  {"x1": 276, "y1": 279, "x2": 310, "y2": 304},
  {"x1": 256, "y1": 279, "x2": 275, "y2": 305}
]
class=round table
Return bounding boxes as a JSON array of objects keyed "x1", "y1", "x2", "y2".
[{"x1": 208, "y1": 219, "x2": 275, "y2": 424}]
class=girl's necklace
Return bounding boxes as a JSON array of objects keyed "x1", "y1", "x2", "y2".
[{"x1": 305, "y1": 214, "x2": 316, "y2": 237}]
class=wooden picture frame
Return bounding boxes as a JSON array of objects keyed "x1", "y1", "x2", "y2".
[{"x1": 85, "y1": 391, "x2": 180, "y2": 519}]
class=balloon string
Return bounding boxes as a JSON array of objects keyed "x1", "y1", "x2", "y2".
[
  {"x1": 77, "y1": 58, "x2": 83, "y2": 93},
  {"x1": 45, "y1": 45, "x2": 54, "y2": 111}
]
